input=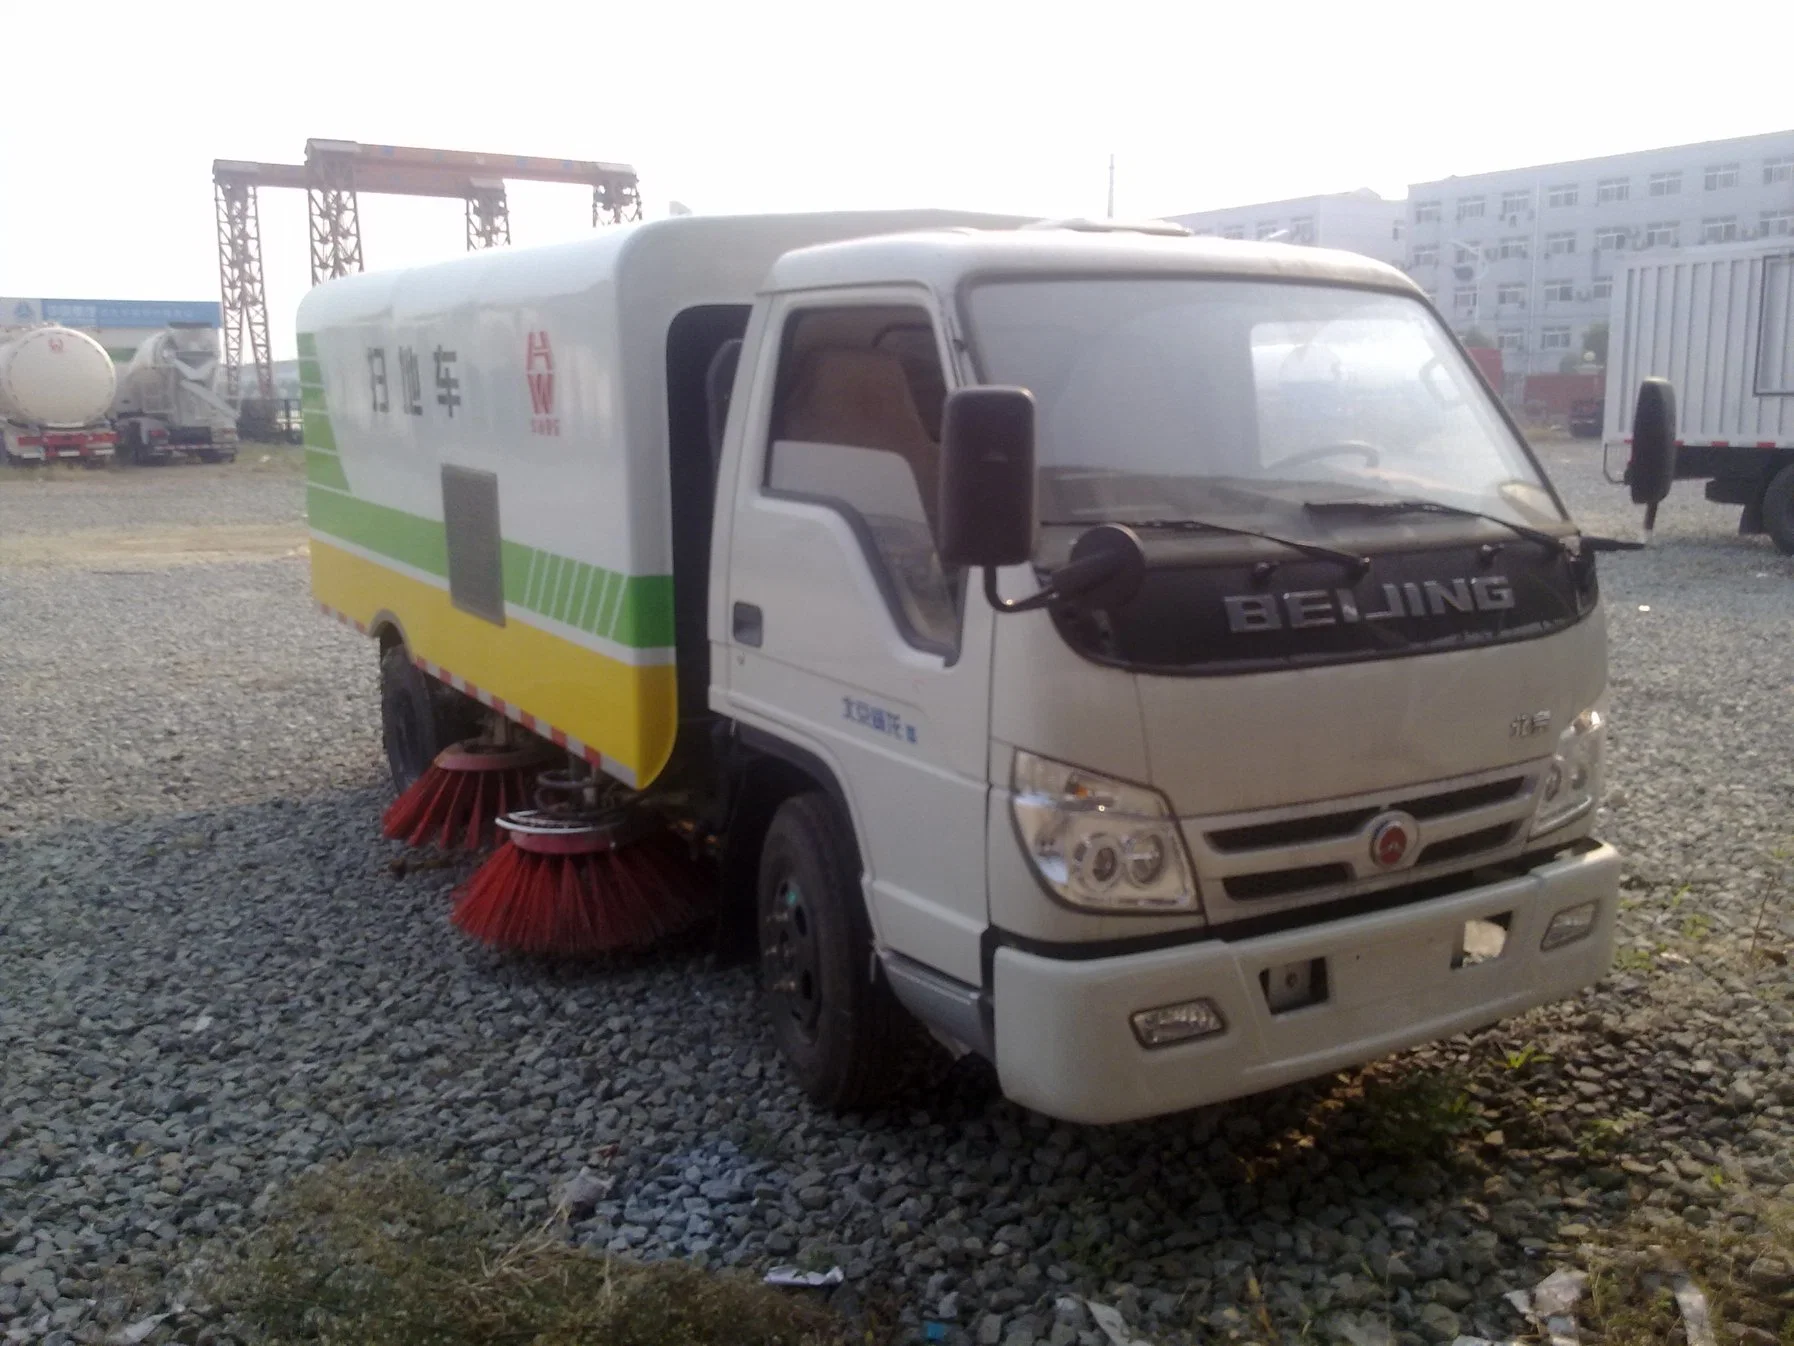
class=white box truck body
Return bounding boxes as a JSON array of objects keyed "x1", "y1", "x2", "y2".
[
  {"x1": 300, "y1": 213, "x2": 1620, "y2": 1123},
  {"x1": 1605, "y1": 240, "x2": 1794, "y2": 550}
]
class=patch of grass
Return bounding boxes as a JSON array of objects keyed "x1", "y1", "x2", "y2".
[
  {"x1": 1614, "y1": 945, "x2": 1658, "y2": 973},
  {"x1": 1580, "y1": 1197, "x2": 1794, "y2": 1346},
  {"x1": 207, "y1": 1159, "x2": 869, "y2": 1346},
  {"x1": 1355, "y1": 1068, "x2": 1480, "y2": 1158},
  {"x1": 1503, "y1": 1042, "x2": 1549, "y2": 1073}
]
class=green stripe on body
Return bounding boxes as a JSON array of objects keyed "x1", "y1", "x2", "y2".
[
  {"x1": 307, "y1": 486, "x2": 671, "y2": 648},
  {"x1": 305, "y1": 449, "x2": 350, "y2": 490},
  {"x1": 296, "y1": 333, "x2": 318, "y2": 358},
  {"x1": 302, "y1": 410, "x2": 337, "y2": 452},
  {"x1": 300, "y1": 384, "x2": 329, "y2": 412}
]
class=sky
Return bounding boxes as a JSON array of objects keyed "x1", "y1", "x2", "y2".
[{"x1": 3, "y1": 0, "x2": 1791, "y2": 359}]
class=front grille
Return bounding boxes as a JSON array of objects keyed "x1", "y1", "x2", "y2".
[
  {"x1": 1224, "y1": 864, "x2": 1353, "y2": 901},
  {"x1": 1189, "y1": 764, "x2": 1543, "y2": 918},
  {"x1": 1209, "y1": 809, "x2": 1379, "y2": 852},
  {"x1": 1404, "y1": 778, "x2": 1526, "y2": 820},
  {"x1": 1415, "y1": 822, "x2": 1517, "y2": 867}
]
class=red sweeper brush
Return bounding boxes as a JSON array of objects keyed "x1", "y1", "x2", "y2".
[
  {"x1": 381, "y1": 739, "x2": 555, "y2": 852},
  {"x1": 451, "y1": 810, "x2": 710, "y2": 955}
]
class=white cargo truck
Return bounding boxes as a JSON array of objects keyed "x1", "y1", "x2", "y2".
[
  {"x1": 0, "y1": 324, "x2": 118, "y2": 464},
  {"x1": 301, "y1": 211, "x2": 1627, "y2": 1123},
  {"x1": 1604, "y1": 240, "x2": 1794, "y2": 551},
  {"x1": 112, "y1": 325, "x2": 240, "y2": 464}
]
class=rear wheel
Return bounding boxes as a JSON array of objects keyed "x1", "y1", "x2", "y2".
[
  {"x1": 379, "y1": 644, "x2": 480, "y2": 793},
  {"x1": 757, "y1": 792, "x2": 910, "y2": 1110},
  {"x1": 1762, "y1": 464, "x2": 1794, "y2": 557}
]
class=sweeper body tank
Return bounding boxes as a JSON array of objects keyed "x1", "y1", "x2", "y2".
[{"x1": 301, "y1": 213, "x2": 1623, "y2": 1124}]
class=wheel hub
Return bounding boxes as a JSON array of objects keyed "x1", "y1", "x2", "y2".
[{"x1": 764, "y1": 875, "x2": 821, "y2": 1040}]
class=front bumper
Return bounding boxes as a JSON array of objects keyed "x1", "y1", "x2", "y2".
[{"x1": 991, "y1": 841, "x2": 1618, "y2": 1124}]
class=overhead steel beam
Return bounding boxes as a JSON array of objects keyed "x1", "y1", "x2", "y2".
[{"x1": 211, "y1": 142, "x2": 642, "y2": 400}]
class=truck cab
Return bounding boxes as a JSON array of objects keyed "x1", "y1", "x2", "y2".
[{"x1": 707, "y1": 227, "x2": 1617, "y2": 1122}]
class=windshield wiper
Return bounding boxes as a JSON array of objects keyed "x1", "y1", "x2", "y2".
[
  {"x1": 1301, "y1": 497, "x2": 1570, "y2": 554},
  {"x1": 1041, "y1": 517, "x2": 1369, "y2": 577}
]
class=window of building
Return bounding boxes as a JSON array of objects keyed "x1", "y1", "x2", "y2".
[
  {"x1": 1497, "y1": 282, "x2": 1526, "y2": 306},
  {"x1": 1453, "y1": 286, "x2": 1478, "y2": 313},
  {"x1": 1414, "y1": 200, "x2": 1442, "y2": 224},
  {"x1": 1597, "y1": 177, "x2": 1630, "y2": 204},
  {"x1": 1500, "y1": 190, "x2": 1532, "y2": 216},
  {"x1": 1545, "y1": 231, "x2": 1577, "y2": 256},
  {"x1": 1594, "y1": 226, "x2": 1631, "y2": 251},
  {"x1": 1704, "y1": 163, "x2": 1739, "y2": 191},
  {"x1": 1457, "y1": 196, "x2": 1486, "y2": 221},
  {"x1": 1764, "y1": 156, "x2": 1794, "y2": 185},
  {"x1": 1497, "y1": 330, "x2": 1526, "y2": 353},
  {"x1": 766, "y1": 304, "x2": 959, "y2": 652},
  {"x1": 1540, "y1": 326, "x2": 1572, "y2": 351},
  {"x1": 1547, "y1": 184, "x2": 1579, "y2": 208},
  {"x1": 1543, "y1": 280, "x2": 1574, "y2": 303},
  {"x1": 1392, "y1": 220, "x2": 1405, "y2": 242},
  {"x1": 1764, "y1": 211, "x2": 1794, "y2": 238},
  {"x1": 1701, "y1": 216, "x2": 1738, "y2": 243},
  {"x1": 1591, "y1": 279, "x2": 1612, "y2": 302},
  {"x1": 1255, "y1": 221, "x2": 1280, "y2": 240},
  {"x1": 1288, "y1": 216, "x2": 1315, "y2": 244},
  {"x1": 1645, "y1": 221, "x2": 1680, "y2": 248},
  {"x1": 1410, "y1": 244, "x2": 1439, "y2": 268},
  {"x1": 1495, "y1": 236, "x2": 1528, "y2": 260},
  {"x1": 1221, "y1": 225, "x2": 1245, "y2": 240},
  {"x1": 1648, "y1": 171, "x2": 1682, "y2": 197}
]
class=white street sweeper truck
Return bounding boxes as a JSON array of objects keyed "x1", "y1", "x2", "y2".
[
  {"x1": 0, "y1": 325, "x2": 118, "y2": 464},
  {"x1": 300, "y1": 211, "x2": 1635, "y2": 1124},
  {"x1": 112, "y1": 325, "x2": 240, "y2": 463}
]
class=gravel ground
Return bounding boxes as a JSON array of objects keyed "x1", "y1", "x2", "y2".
[{"x1": 1, "y1": 444, "x2": 1790, "y2": 1346}]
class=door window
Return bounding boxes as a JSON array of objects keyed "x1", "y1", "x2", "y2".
[{"x1": 764, "y1": 304, "x2": 959, "y2": 652}]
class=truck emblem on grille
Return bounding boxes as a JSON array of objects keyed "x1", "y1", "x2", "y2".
[
  {"x1": 1223, "y1": 576, "x2": 1515, "y2": 633},
  {"x1": 1367, "y1": 812, "x2": 1416, "y2": 869}
]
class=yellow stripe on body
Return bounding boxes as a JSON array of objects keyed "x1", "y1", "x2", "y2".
[{"x1": 311, "y1": 540, "x2": 679, "y2": 787}]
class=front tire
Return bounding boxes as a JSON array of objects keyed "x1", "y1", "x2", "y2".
[
  {"x1": 1760, "y1": 463, "x2": 1794, "y2": 557},
  {"x1": 757, "y1": 792, "x2": 910, "y2": 1110}
]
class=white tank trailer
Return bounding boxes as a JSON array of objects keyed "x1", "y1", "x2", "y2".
[
  {"x1": 112, "y1": 325, "x2": 240, "y2": 463},
  {"x1": 0, "y1": 325, "x2": 118, "y2": 464}
]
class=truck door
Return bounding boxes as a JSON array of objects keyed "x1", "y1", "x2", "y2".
[{"x1": 717, "y1": 288, "x2": 994, "y2": 987}]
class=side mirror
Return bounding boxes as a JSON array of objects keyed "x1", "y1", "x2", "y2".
[
  {"x1": 1629, "y1": 379, "x2": 1677, "y2": 531},
  {"x1": 938, "y1": 386, "x2": 1036, "y2": 569}
]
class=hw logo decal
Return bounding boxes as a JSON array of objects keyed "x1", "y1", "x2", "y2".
[{"x1": 526, "y1": 330, "x2": 558, "y2": 437}]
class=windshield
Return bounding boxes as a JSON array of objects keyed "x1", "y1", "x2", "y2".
[{"x1": 964, "y1": 278, "x2": 1565, "y2": 535}]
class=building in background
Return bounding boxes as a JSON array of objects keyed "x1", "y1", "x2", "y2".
[
  {"x1": 1405, "y1": 129, "x2": 1794, "y2": 385},
  {"x1": 1167, "y1": 189, "x2": 1406, "y2": 267},
  {"x1": 0, "y1": 298, "x2": 221, "y2": 366}
]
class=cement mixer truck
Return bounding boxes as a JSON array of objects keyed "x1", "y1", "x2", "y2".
[
  {"x1": 112, "y1": 325, "x2": 240, "y2": 464},
  {"x1": 302, "y1": 212, "x2": 1630, "y2": 1123},
  {"x1": 0, "y1": 325, "x2": 118, "y2": 465}
]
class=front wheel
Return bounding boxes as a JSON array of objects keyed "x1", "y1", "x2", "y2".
[
  {"x1": 1760, "y1": 463, "x2": 1794, "y2": 557},
  {"x1": 757, "y1": 792, "x2": 910, "y2": 1110},
  {"x1": 378, "y1": 644, "x2": 480, "y2": 793}
]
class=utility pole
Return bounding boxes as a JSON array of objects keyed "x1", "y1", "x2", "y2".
[{"x1": 1107, "y1": 154, "x2": 1115, "y2": 218}]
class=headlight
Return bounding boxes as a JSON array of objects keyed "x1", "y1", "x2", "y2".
[
  {"x1": 1010, "y1": 750, "x2": 1202, "y2": 913},
  {"x1": 1530, "y1": 707, "x2": 1605, "y2": 838}
]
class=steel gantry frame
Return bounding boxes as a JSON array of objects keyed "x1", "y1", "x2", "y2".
[{"x1": 210, "y1": 140, "x2": 642, "y2": 405}]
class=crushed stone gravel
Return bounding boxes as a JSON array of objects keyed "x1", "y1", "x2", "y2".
[{"x1": 1, "y1": 443, "x2": 1789, "y2": 1346}]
